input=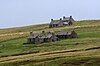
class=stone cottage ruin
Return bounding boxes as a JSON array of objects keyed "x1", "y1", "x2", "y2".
[
  {"x1": 56, "y1": 30, "x2": 78, "y2": 39},
  {"x1": 49, "y1": 16, "x2": 75, "y2": 28},
  {"x1": 27, "y1": 30, "x2": 78, "y2": 44},
  {"x1": 27, "y1": 31, "x2": 58, "y2": 44}
]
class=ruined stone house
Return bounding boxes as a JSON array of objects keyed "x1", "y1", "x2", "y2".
[
  {"x1": 27, "y1": 30, "x2": 78, "y2": 44},
  {"x1": 49, "y1": 16, "x2": 75, "y2": 28},
  {"x1": 27, "y1": 31, "x2": 58, "y2": 44},
  {"x1": 56, "y1": 30, "x2": 78, "y2": 39}
]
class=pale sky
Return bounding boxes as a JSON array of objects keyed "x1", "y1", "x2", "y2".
[{"x1": 0, "y1": 0, "x2": 100, "y2": 28}]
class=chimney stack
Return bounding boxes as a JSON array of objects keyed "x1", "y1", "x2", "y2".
[
  {"x1": 60, "y1": 18, "x2": 62, "y2": 21},
  {"x1": 51, "y1": 19, "x2": 53, "y2": 21},
  {"x1": 63, "y1": 16, "x2": 66, "y2": 19},
  {"x1": 70, "y1": 16, "x2": 72, "y2": 19}
]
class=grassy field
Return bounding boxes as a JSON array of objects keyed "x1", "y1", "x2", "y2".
[{"x1": 0, "y1": 20, "x2": 100, "y2": 66}]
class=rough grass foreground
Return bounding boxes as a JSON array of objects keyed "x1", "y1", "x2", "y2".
[{"x1": 0, "y1": 47, "x2": 100, "y2": 66}]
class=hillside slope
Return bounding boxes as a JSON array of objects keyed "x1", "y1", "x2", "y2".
[{"x1": 0, "y1": 20, "x2": 100, "y2": 66}]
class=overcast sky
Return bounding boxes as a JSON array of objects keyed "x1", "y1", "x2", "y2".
[{"x1": 0, "y1": 0, "x2": 100, "y2": 28}]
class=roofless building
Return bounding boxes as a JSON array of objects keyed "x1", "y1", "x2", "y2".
[{"x1": 49, "y1": 16, "x2": 75, "y2": 28}]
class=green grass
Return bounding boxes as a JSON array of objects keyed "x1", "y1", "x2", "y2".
[
  {"x1": 0, "y1": 30, "x2": 100, "y2": 57},
  {"x1": 0, "y1": 20, "x2": 100, "y2": 43},
  {"x1": 33, "y1": 56, "x2": 100, "y2": 66},
  {"x1": 0, "y1": 24, "x2": 48, "y2": 34},
  {"x1": 0, "y1": 20, "x2": 100, "y2": 66}
]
